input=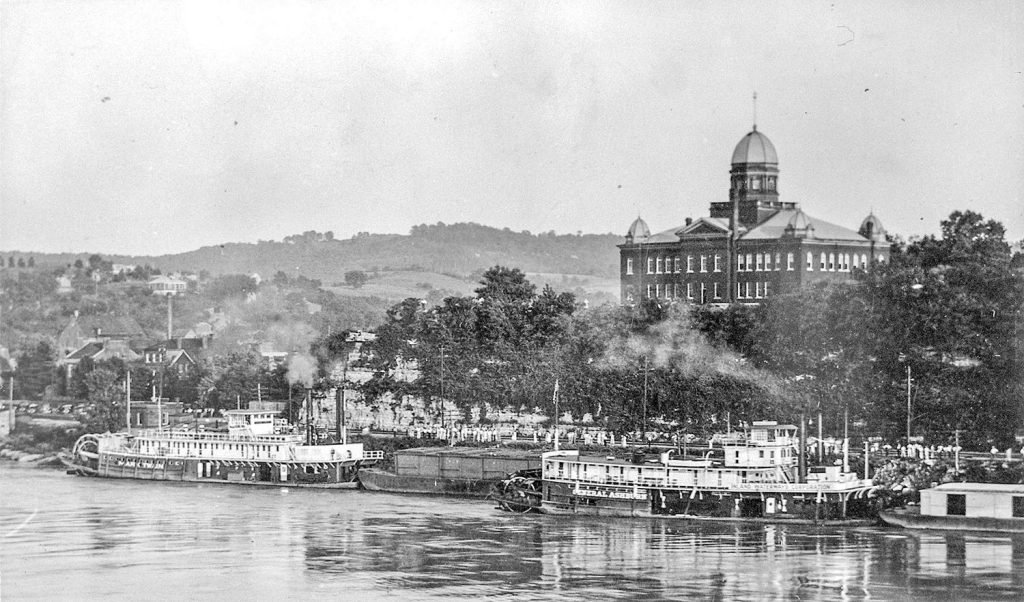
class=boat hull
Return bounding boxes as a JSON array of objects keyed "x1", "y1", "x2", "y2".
[
  {"x1": 358, "y1": 468, "x2": 496, "y2": 497},
  {"x1": 538, "y1": 480, "x2": 878, "y2": 524},
  {"x1": 880, "y1": 507, "x2": 1024, "y2": 533},
  {"x1": 66, "y1": 450, "x2": 363, "y2": 489}
]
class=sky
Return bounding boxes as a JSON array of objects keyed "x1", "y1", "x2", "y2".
[{"x1": 2, "y1": 0, "x2": 1022, "y2": 256}]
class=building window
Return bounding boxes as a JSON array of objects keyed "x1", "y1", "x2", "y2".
[
  {"x1": 745, "y1": 254, "x2": 753, "y2": 272},
  {"x1": 713, "y1": 254, "x2": 721, "y2": 272},
  {"x1": 828, "y1": 253, "x2": 835, "y2": 271},
  {"x1": 700, "y1": 255, "x2": 707, "y2": 273},
  {"x1": 674, "y1": 257, "x2": 681, "y2": 273},
  {"x1": 755, "y1": 282, "x2": 762, "y2": 298},
  {"x1": 787, "y1": 252, "x2": 794, "y2": 271},
  {"x1": 713, "y1": 282, "x2": 721, "y2": 299},
  {"x1": 946, "y1": 494, "x2": 966, "y2": 516},
  {"x1": 647, "y1": 257, "x2": 654, "y2": 274},
  {"x1": 744, "y1": 282, "x2": 751, "y2": 298},
  {"x1": 861, "y1": 253, "x2": 868, "y2": 267},
  {"x1": 1013, "y1": 496, "x2": 1024, "y2": 518},
  {"x1": 751, "y1": 177, "x2": 761, "y2": 190},
  {"x1": 820, "y1": 253, "x2": 827, "y2": 270},
  {"x1": 687, "y1": 255, "x2": 694, "y2": 273},
  {"x1": 737, "y1": 255, "x2": 745, "y2": 272},
  {"x1": 626, "y1": 258, "x2": 634, "y2": 275},
  {"x1": 673, "y1": 283, "x2": 679, "y2": 298},
  {"x1": 656, "y1": 256, "x2": 663, "y2": 274},
  {"x1": 656, "y1": 283, "x2": 661, "y2": 297},
  {"x1": 765, "y1": 253, "x2": 772, "y2": 271},
  {"x1": 807, "y1": 252, "x2": 814, "y2": 271},
  {"x1": 736, "y1": 283, "x2": 742, "y2": 299},
  {"x1": 646, "y1": 284, "x2": 652, "y2": 298},
  {"x1": 755, "y1": 253, "x2": 763, "y2": 271},
  {"x1": 851, "y1": 254, "x2": 858, "y2": 270},
  {"x1": 686, "y1": 283, "x2": 694, "y2": 300},
  {"x1": 764, "y1": 281, "x2": 769, "y2": 297},
  {"x1": 774, "y1": 252, "x2": 781, "y2": 271}
]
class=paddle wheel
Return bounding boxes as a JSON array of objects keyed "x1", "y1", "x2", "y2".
[
  {"x1": 60, "y1": 434, "x2": 101, "y2": 475},
  {"x1": 492, "y1": 469, "x2": 542, "y2": 513}
]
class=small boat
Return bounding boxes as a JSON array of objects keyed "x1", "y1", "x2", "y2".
[
  {"x1": 880, "y1": 482, "x2": 1024, "y2": 533},
  {"x1": 60, "y1": 409, "x2": 383, "y2": 488},
  {"x1": 358, "y1": 447, "x2": 540, "y2": 497},
  {"x1": 498, "y1": 421, "x2": 878, "y2": 523}
]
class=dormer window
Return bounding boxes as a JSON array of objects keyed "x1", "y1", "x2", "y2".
[{"x1": 751, "y1": 178, "x2": 761, "y2": 190}]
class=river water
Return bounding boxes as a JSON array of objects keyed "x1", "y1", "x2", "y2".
[{"x1": 2, "y1": 464, "x2": 1023, "y2": 601}]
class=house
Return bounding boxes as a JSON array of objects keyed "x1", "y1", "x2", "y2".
[
  {"x1": 57, "y1": 313, "x2": 148, "y2": 376},
  {"x1": 57, "y1": 312, "x2": 147, "y2": 358},
  {"x1": 149, "y1": 275, "x2": 187, "y2": 296}
]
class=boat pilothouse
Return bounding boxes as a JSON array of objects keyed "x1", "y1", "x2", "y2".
[
  {"x1": 538, "y1": 421, "x2": 878, "y2": 522},
  {"x1": 63, "y1": 410, "x2": 383, "y2": 488}
]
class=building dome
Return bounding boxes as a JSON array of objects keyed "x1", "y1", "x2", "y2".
[
  {"x1": 858, "y1": 213, "x2": 886, "y2": 241},
  {"x1": 625, "y1": 216, "x2": 650, "y2": 242},
  {"x1": 783, "y1": 209, "x2": 815, "y2": 238},
  {"x1": 731, "y1": 128, "x2": 778, "y2": 165}
]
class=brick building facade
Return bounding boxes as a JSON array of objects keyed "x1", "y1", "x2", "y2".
[{"x1": 619, "y1": 126, "x2": 888, "y2": 305}]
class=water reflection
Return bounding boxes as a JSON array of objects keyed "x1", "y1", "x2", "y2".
[{"x1": 3, "y1": 465, "x2": 1023, "y2": 600}]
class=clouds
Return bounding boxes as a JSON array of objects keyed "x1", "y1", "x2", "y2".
[{"x1": 2, "y1": 1, "x2": 1021, "y2": 255}]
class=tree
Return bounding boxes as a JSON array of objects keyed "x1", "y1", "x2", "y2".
[
  {"x1": 205, "y1": 274, "x2": 258, "y2": 301},
  {"x1": 14, "y1": 342, "x2": 56, "y2": 400},
  {"x1": 344, "y1": 270, "x2": 368, "y2": 289}
]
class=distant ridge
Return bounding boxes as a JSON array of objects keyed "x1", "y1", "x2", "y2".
[{"x1": 7, "y1": 223, "x2": 621, "y2": 284}]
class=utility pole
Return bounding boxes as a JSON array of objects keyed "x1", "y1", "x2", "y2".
[
  {"x1": 642, "y1": 355, "x2": 649, "y2": 443},
  {"x1": 906, "y1": 365, "x2": 912, "y2": 444},
  {"x1": 553, "y1": 379, "x2": 560, "y2": 451},
  {"x1": 126, "y1": 370, "x2": 132, "y2": 433},
  {"x1": 439, "y1": 345, "x2": 445, "y2": 431}
]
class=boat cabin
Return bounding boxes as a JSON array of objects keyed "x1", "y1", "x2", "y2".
[
  {"x1": 226, "y1": 409, "x2": 279, "y2": 437},
  {"x1": 920, "y1": 483, "x2": 1024, "y2": 520}
]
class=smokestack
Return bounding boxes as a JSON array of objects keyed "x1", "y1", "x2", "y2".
[
  {"x1": 798, "y1": 413, "x2": 807, "y2": 483},
  {"x1": 166, "y1": 295, "x2": 173, "y2": 340}
]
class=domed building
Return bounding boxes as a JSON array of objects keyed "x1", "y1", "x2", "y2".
[{"x1": 619, "y1": 125, "x2": 888, "y2": 304}]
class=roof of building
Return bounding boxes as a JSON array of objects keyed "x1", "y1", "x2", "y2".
[
  {"x1": 741, "y1": 209, "x2": 867, "y2": 242},
  {"x1": 731, "y1": 128, "x2": 778, "y2": 165},
  {"x1": 626, "y1": 216, "x2": 651, "y2": 240},
  {"x1": 647, "y1": 226, "x2": 685, "y2": 244},
  {"x1": 859, "y1": 213, "x2": 887, "y2": 241},
  {"x1": 65, "y1": 342, "x2": 104, "y2": 361},
  {"x1": 930, "y1": 482, "x2": 1024, "y2": 494},
  {"x1": 66, "y1": 314, "x2": 147, "y2": 338}
]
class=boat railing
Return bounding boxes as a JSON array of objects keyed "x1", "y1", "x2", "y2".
[
  {"x1": 132, "y1": 429, "x2": 299, "y2": 443},
  {"x1": 546, "y1": 470, "x2": 868, "y2": 491},
  {"x1": 362, "y1": 450, "x2": 385, "y2": 461}
]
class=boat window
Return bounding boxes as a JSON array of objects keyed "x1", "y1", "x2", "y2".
[
  {"x1": 1013, "y1": 496, "x2": 1024, "y2": 518},
  {"x1": 946, "y1": 494, "x2": 966, "y2": 516}
]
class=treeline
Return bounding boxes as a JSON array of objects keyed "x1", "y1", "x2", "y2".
[
  {"x1": 335, "y1": 211, "x2": 1022, "y2": 448},
  {"x1": 105, "y1": 222, "x2": 621, "y2": 283}
]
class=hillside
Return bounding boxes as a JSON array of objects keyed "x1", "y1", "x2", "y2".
[{"x1": 9, "y1": 223, "x2": 622, "y2": 286}]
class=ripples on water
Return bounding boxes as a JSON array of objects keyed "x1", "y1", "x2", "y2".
[{"x1": 3, "y1": 464, "x2": 1023, "y2": 600}]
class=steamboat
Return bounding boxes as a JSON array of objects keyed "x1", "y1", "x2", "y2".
[
  {"x1": 60, "y1": 409, "x2": 383, "y2": 488},
  {"x1": 495, "y1": 421, "x2": 878, "y2": 523}
]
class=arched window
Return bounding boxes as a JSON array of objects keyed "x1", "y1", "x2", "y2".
[
  {"x1": 787, "y1": 252, "x2": 795, "y2": 271},
  {"x1": 828, "y1": 253, "x2": 835, "y2": 271},
  {"x1": 807, "y1": 252, "x2": 814, "y2": 271},
  {"x1": 820, "y1": 253, "x2": 827, "y2": 270},
  {"x1": 774, "y1": 253, "x2": 781, "y2": 271},
  {"x1": 861, "y1": 253, "x2": 868, "y2": 267},
  {"x1": 626, "y1": 258, "x2": 634, "y2": 275},
  {"x1": 755, "y1": 253, "x2": 764, "y2": 271}
]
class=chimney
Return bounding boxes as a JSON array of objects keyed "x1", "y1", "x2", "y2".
[{"x1": 685, "y1": 217, "x2": 693, "y2": 226}]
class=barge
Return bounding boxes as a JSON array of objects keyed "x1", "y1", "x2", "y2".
[
  {"x1": 497, "y1": 421, "x2": 878, "y2": 522},
  {"x1": 881, "y1": 483, "x2": 1024, "y2": 533},
  {"x1": 359, "y1": 446, "x2": 540, "y2": 497},
  {"x1": 60, "y1": 409, "x2": 383, "y2": 488}
]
